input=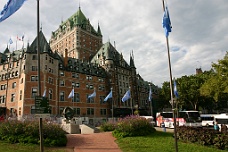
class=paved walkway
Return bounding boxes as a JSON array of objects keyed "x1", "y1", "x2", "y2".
[{"x1": 66, "y1": 132, "x2": 122, "y2": 152}]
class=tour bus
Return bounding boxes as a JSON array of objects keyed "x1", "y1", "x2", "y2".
[
  {"x1": 156, "y1": 111, "x2": 173, "y2": 128},
  {"x1": 156, "y1": 110, "x2": 202, "y2": 128},
  {"x1": 214, "y1": 113, "x2": 228, "y2": 129},
  {"x1": 200, "y1": 114, "x2": 219, "y2": 127}
]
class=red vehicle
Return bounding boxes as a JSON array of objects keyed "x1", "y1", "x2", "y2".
[{"x1": 156, "y1": 111, "x2": 202, "y2": 128}]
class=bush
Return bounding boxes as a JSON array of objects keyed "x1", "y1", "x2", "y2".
[
  {"x1": 100, "y1": 122, "x2": 117, "y2": 132},
  {"x1": 177, "y1": 126, "x2": 228, "y2": 150},
  {"x1": 0, "y1": 120, "x2": 67, "y2": 147},
  {"x1": 112, "y1": 115, "x2": 156, "y2": 138}
]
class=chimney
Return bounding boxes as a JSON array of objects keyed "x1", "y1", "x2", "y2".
[{"x1": 64, "y1": 48, "x2": 68, "y2": 67}]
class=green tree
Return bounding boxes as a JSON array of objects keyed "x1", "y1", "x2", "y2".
[{"x1": 200, "y1": 52, "x2": 228, "y2": 103}]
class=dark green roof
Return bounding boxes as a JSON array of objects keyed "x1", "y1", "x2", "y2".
[
  {"x1": 90, "y1": 42, "x2": 130, "y2": 68},
  {"x1": 27, "y1": 30, "x2": 51, "y2": 54}
]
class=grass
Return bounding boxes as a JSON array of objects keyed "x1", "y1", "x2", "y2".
[
  {"x1": 116, "y1": 131, "x2": 225, "y2": 152},
  {"x1": 0, "y1": 141, "x2": 73, "y2": 152}
]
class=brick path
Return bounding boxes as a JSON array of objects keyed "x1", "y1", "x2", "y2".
[{"x1": 66, "y1": 132, "x2": 122, "y2": 152}]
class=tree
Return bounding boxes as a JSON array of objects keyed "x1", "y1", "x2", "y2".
[{"x1": 200, "y1": 52, "x2": 228, "y2": 106}]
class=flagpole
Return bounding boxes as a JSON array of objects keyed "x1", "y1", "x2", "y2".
[
  {"x1": 111, "y1": 88, "x2": 114, "y2": 122},
  {"x1": 149, "y1": 84, "x2": 153, "y2": 117},
  {"x1": 93, "y1": 88, "x2": 96, "y2": 125},
  {"x1": 162, "y1": 0, "x2": 178, "y2": 152},
  {"x1": 130, "y1": 87, "x2": 133, "y2": 115},
  {"x1": 72, "y1": 86, "x2": 74, "y2": 110},
  {"x1": 16, "y1": 39, "x2": 17, "y2": 50},
  {"x1": 37, "y1": 1, "x2": 43, "y2": 152}
]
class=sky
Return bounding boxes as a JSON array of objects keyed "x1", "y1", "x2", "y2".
[{"x1": 0, "y1": 0, "x2": 227, "y2": 87}]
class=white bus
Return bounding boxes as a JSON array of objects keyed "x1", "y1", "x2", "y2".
[
  {"x1": 214, "y1": 113, "x2": 228, "y2": 129},
  {"x1": 156, "y1": 111, "x2": 202, "y2": 128},
  {"x1": 200, "y1": 114, "x2": 219, "y2": 127}
]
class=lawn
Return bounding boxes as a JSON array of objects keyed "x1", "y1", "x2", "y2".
[
  {"x1": 0, "y1": 142, "x2": 73, "y2": 152},
  {"x1": 116, "y1": 131, "x2": 225, "y2": 152}
]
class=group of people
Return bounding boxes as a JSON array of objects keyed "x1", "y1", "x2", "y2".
[{"x1": 214, "y1": 122, "x2": 227, "y2": 133}]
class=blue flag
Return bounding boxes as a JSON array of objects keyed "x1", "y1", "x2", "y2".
[
  {"x1": 122, "y1": 90, "x2": 131, "y2": 102},
  {"x1": 174, "y1": 79, "x2": 179, "y2": 98},
  {"x1": 162, "y1": 4, "x2": 172, "y2": 37},
  {"x1": 0, "y1": 0, "x2": 26, "y2": 23},
  {"x1": 148, "y1": 87, "x2": 152, "y2": 102},
  {"x1": 88, "y1": 90, "x2": 96, "y2": 99},
  {"x1": 104, "y1": 90, "x2": 112, "y2": 102},
  {"x1": 68, "y1": 88, "x2": 74, "y2": 98},
  {"x1": 9, "y1": 38, "x2": 13, "y2": 44}
]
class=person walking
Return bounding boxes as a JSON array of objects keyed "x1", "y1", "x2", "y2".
[{"x1": 214, "y1": 122, "x2": 220, "y2": 132}]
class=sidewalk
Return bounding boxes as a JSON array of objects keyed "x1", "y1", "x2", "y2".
[{"x1": 66, "y1": 132, "x2": 122, "y2": 152}]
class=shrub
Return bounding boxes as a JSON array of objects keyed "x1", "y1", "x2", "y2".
[
  {"x1": 0, "y1": 120, "x2": 67, "y2": 147},
  {"x1": 177, "y1": 126, "x2": 228, "y2": 150},
  {"x1": 112, "y1": 115, "x2": 156, "y2": 138},
  {"x1": 100, "y1": 122, "x2": 117, "y2": 132}
]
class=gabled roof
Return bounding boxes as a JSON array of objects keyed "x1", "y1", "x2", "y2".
[
  {"x1": 90, "y1": 42, "x2": 130, "y2": 69},
  {"x1": 27, "y1": 30, "x2": 52, "y2": 54}
]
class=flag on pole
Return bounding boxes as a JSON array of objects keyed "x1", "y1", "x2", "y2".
[
  {"x1": 88, "y1": 90, "x2": 96, "y2": 99},
  {"x1": 68, "y1": 88, "x2": 74, "y2": 98},
  {"x1": 162, "y1": 2, "x2": 172, "y2": 37},
  {"x1": 122, "y1": 89, "x2": 131, "y2": 102},
  {"x1": 173, "y1": 78, "x2": 179, "y2": 98},
  {"x1": 0, "y1": 0, "x2": 26, "y2": 23},
  {"x1": 148, "y1": 87, "x2": 152, "y2": 102},
  {"x1": 21, "y1": 35, "x2": 24, "y2": 41},
  {"x1": 104, "y1": 90, "x2": 112, "y2": 102},
  {"x1": 42, "y1": 89, "x2": 46, "y2": 97},
  {"x1": 9, "y1": 38, "x2": 13, "y2": 44}
]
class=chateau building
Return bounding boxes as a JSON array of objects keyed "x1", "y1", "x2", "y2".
[{"x1": 0, "y1": 7, "x2": 157, "y2": 123}]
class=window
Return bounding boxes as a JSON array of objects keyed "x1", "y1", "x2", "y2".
[
  {"x1": 60, "y1": 80, "x2": 65, "y2": 86},
  {"x1": 60, "y1": 71, "x2": 64, "y2": 76},
  {"x1": 74, "y1": 108, "x2": 80, "y2": 115},
  {"x1": 100, "y1": 109, "x2": 107, "y2": 115},
  {"x1": 73, "y1": 93, "x2": 80, "y2": 102},
  {"x1": 86, "y1": 75, "x2": 92, "y2": 80},
  {"x1": 60, "y1": 92, "x2": 65, "y2": 101},
  {"x1": 0, "y1": 96, "x2": 5, "y2": 104},
  {"x1": 11, "y1": 94, "x2": 15, "y2": 102},
  {"x1": 48, "y1": 77, "x2": 53, "y2": 84},
  {"x1": 100, "y1": 96, "x2": 105, "y2": 104},
  {"x1": 72, "y1": 73, "x2": 79, "y2": 78},
  {"x1": 87, "y1": 108, "x2": 94, "y2": 115},
  {"x1": 32, "y1": 66, "x2": 38, "y2": 71},
  {"x1": 31, "y1": 76, "x2": 38, "y2": 81},
  {"x1": 1, "y1": 84, "x2": 6, "y2": 90},
  {"x1": 12, "y1": 82, "x2": 16, "y2": 88},
  {"x1": 49, "y1": 89, "x2": 53, "y2": 99},
  {"x1": 59, "y1": 107, "x2": 64, "y2": 116},
  {"x1": 32, "y1": 88, "x2": 38, "y2": 98},
  {"x1": 75, "y1": 83, "x2": 80, "y2": 88},
  {"x1": 20, "y1": 90, "x2": 22, "y2": 100},
  {"x1": 21, "y1": 78, "x2": 23, "y2": 84},
  {"x1": 14, "y1": 71, "x2": 18, "y2": 77},
  {"x1": 32, "y1": 55, "x2": 37, "y2": 60},
  {"x1": 31, "y1": 105, "x2": 36, "y2": 114},
  {"x1": 87, "y1": 95, "x2": 94, "y2": 103}
]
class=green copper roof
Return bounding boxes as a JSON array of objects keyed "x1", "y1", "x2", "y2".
[{"x1": 90, "y1": 42, "x2": 130, "y2": 68}]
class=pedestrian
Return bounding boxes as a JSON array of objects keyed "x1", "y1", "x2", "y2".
[
  {"x1": 221, "y1": 124, "x2": 227, "y2": 134},
  {"x1": 214, "y1": 122, "x2": 220, "y2": 132},
  {"x1": 161, "y1": 121, "x2": 166, "y2": 132}
]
